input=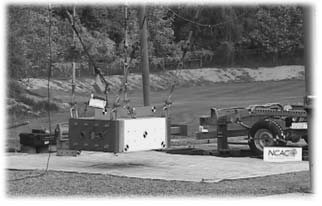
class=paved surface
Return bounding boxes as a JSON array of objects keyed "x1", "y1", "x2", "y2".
[{"x1": 6, "y1": 151, "x2": 309, "y2": 182}]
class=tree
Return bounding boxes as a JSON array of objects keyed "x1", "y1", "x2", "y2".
[
  {"x1": 8, "y1": 6, "x2": 62, "y2": 78},
  {"x1": 240, "y1": 6, "x2": 304, "y2": 55},
  {"x1": 147, "y1": 6, "x2": 176, "y2": 57},
  {"x1": 8, "y1": 5, "x2": 304, "y2": 78}
]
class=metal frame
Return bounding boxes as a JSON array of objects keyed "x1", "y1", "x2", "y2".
[{"x1": 196, "y1": 104, "x2": 308, "y2": 153}]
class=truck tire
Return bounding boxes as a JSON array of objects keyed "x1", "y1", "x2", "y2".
[{"x1": 248, "y1": 119, "x2": 285, "y2": 155}]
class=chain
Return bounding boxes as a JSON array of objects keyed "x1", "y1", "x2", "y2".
[{"x1": 112, "y1": 5, "x2": 140, "y2": 119}]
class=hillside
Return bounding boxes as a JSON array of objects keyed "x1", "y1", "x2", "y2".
[
  {"x1": 19, "y1": 65, "x2": 304, "y2": 92},
  {"x1": 8, "y1": 65, "x2": 305, "y2": 118}
]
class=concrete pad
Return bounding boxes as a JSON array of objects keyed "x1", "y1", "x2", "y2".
[{"x1": 6, "y1": 151, "x2": 309, "y2": 182}]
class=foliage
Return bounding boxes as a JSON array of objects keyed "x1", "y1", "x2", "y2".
[
  {"x1": 7, "y1": 5, "x2": 304, "y2": 79},
  {"x1": 240, "y1": 6, "x2": 304, "y2": 55},
  {"x1": 8, "y1": 6, "x2": 50, "y2": 78},
  {"x1": 147, "y1": 6, "x2": 177, "y2": 57}
]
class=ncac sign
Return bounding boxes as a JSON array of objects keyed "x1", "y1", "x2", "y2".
[{"x1": 263, "y1": 147, "x2": 302, "y2": 162}]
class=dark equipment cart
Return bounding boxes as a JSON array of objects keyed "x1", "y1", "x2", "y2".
[{"x1": 196, "y1": 103, "x2": 308, "y2": 155}]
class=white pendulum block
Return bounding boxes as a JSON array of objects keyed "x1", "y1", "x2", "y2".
[{"x1": 118, "y1": 117, "x2": 167, "y2": 152}]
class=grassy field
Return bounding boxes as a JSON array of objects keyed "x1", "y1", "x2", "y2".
[{"x1": 7, "y1": 170, "x2": 310, "y2": 197}]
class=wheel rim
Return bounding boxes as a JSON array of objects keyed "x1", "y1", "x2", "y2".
[{"x1": 254, "y1": 128, "x2": 275, "y2": 151}]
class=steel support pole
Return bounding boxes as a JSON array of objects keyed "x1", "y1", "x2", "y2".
[
  {"x1": 139, "y1": 6, "x2": 151, "y2": 106},
  {"x1": 303, "y1": 6, "x2": 313, "y2": 192}
]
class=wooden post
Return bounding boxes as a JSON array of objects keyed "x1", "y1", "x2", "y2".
[
  {"x1": 47, "y1": 3, "x2": 52, "y2": 133},
  {"x1": 303, "y1": 5, "x2": 313, "y2": 192},
  {"x1": 139, "y1": 5, "x2": 150, "y2": 106},
  {"x1": 162, "y1": 58, "x2": 166, "y2": 71},
  {"x1": 200, "y1": 56, "x2": 203, "y2": 68},
  {"x1": 71, "y1": 5, "x2": 76, "y2": 105}
]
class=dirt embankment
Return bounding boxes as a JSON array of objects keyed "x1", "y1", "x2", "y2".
[
  {"x1": 18, "y1": 65, "x2": 304, "y2": 93},
  {"x1": 9, "y1": 65, "x2": 304, "y2": 117}
]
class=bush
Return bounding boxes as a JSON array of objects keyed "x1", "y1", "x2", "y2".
[
  {"x1": 17, "y1": 95, "x2": 59, "y2": 112},
  {"x1": 8, "y1": 80, "x2": 24, "y2": 98},
  {"x1": 8, "y1": 83, "x2": 60, "y2": 114}
]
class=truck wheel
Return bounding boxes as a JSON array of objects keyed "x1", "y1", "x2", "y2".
[{"x1": 248, "y1": 119, "x2": 285, "y2": 155}]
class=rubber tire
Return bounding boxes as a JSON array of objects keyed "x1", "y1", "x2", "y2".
[{"x1": 248, "y1": 119, "x2": 285, "y2": 155}]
